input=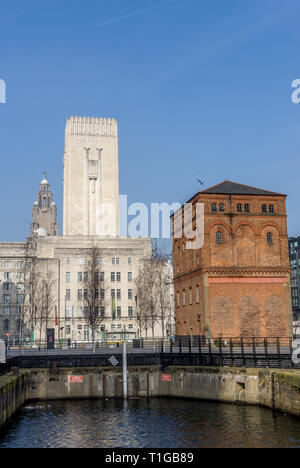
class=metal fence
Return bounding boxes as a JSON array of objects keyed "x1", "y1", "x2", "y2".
[
  {"x1": 161, "y1": 336, "x2": 296, "y2": 370},
  {"x1": 0, "y1": 337, "x2": 298, "y2": 376}
]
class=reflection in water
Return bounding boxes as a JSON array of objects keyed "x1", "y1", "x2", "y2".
[{"x1": 1, "y1": 398, "x2": 300, "y2": 448}]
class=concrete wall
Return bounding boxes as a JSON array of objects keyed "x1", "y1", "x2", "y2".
[
  {"x1": 2, "y1": 367, "x2": 300, "y2": 428},
  {"x1": 28, "y1": 367, "x2": 160, "y2": 401},
  {"x1": 0, "y1": 371, "x2": 30, "y2": 427}
]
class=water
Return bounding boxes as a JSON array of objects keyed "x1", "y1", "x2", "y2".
[{"x1": 1, "y1": 398, "x2": 300, "y2": 448}]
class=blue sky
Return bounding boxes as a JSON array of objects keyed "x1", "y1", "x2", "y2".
[{"x1": 0, "y1": 0, "x2": 300, "y2": 249}]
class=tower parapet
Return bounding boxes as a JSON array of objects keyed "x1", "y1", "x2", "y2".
[{"x1": 66, "y1": 116, "x2": 118, "y2": 137}]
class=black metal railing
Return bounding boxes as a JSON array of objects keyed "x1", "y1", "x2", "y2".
[
  {"x1": 0, "y1": 337, "x2": 298, "y2": 374},
  {"x1": 160, "y1": 336, "x2": 296, "y2": 370}
]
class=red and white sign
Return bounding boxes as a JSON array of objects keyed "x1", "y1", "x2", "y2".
[
  {"x1": 69, "y1": 376, "x2": 83, "y2": 383},
  {"x1": 161, "y1": 374, "x2": 172, "y2": 382}
]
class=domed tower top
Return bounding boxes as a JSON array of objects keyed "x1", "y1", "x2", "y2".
[
  {"x1": 40, "y1": 171, "x2": 49, "y2": 186},
  {"x1": 30, "y1": 173, "x2": 59, "y2": 237}
]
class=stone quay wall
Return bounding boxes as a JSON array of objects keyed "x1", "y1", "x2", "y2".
[{"x1": 2, "y1": 367, "x2": 300, "y2": 427}]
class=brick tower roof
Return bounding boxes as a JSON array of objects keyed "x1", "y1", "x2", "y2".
[{"x1": 199, "y1": 180, "x2": 286, "y2": 196}]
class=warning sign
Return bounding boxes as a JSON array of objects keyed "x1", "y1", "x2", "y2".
[
  {"x1": 161, "y1": 374, "x2": 172, "y2": 382},
  {"x1": 70, "y1": 376, "x2": 83, "y2": 383}
]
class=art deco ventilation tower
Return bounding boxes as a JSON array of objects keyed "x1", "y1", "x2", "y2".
[{"x1": 63, "y1": 117, "x2": 120, "y2": 237}]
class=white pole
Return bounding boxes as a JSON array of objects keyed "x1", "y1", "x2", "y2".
[{"x1": 123, "y1": 340, "x2": 128, "y2": 400}]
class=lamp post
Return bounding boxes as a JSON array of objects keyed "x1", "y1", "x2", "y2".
[{"x1": 122, "y1": 340, "x2": 128, "y2": 400}]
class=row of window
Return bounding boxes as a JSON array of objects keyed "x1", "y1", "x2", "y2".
[
  {"x1": 0, "y1": 304, "x2": 135, "y2": 319},
  {"x1": 65, "y1": 306, "x2": 134, "y2": 319},
  {"x1": 211, "y1": 203, "x2": 275, "y2": 214},
  {"x1": 0, "y1": 306, "x2": 23, "y2": 316},
  {"x1": 2, "y1": 257, "x2": 133, "y2": 270},
  {"x1": 0, "y1": 321, "x2": 135, "y2": 337},
  {"x1": 2, "y1": 272, "x2": 24, "y2": 280},
  {"x1": 177, "y1": 287, "x2": 200, "y2": 307},
  {"x1": 66, "y1": 289, "x2": 134, "y2": 301},
  {"x1": 3, "y1": 282, "x2": 24, "y2": 291},
  {"x1": 65, "y1": 323, "x2": 135, "y2": 337},
  {"x1": 215, "y1": 232, "x2": 274, "y2": 245},
  {"x1": 66, "y1": 257, "x2": 133, "y2": 266},
  {"x1": 1, "y1": 294, "x2": 24, "y2": 304},
  {"x1": 66, "y1": 272, "x2": 133, "y2": 283},
  {"x1": 1, "y1": 261, "x2": 24, "y2": 269}
]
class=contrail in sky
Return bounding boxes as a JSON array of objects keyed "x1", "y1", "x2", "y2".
[
  {"x1": 97, "y1": 0, "x2": 177, "y2": 28},
  {"x1": 0, "y1": 0, "x2": 65, "y2": 24}
]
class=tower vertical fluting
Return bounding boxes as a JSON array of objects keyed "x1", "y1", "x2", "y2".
[{"x1": 63, "y1": 117, "x2": 120, "y2": 237}]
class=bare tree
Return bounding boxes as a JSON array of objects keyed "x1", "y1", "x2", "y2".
[
  {"x1": 36, "y1": 272, "x2": 56, "y2": 347},
  {"x1": 19, "y1": 244, "x2": 39, "y2": 351},
  {"x1": 22, "y1": 255, "x2": 41, "y2": 348},
  {"x1": 83, "y1": 247, "x2": 106, "y2": 350},
  {"x1": 135, "y1": 260, "x2": 158, "y2": 343},
  {"x1": 135, "y1": 252, "x2": 174, "y2": 343},
  {"x1": 135, "y1": 265, "x2": 154, "y2": 339},
  {"x1": 152, "y1": 258, "x2": 173, "y2": 342}
]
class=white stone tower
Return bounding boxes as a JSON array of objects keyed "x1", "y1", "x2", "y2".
[{"x1": 63, "y1": 117, "x2": 120, "y2": 237}]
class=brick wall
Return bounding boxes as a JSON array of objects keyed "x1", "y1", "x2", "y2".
[{"x1": 173, "y1": 188, "x2": 292, "y2": 339}]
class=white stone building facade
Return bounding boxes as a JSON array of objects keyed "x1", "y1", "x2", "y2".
[{"x1": 0, "y1": 116, "x2": 175, "y2": 345}]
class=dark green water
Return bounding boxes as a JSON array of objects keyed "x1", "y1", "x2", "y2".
[{"x1": 1, "y1": 398, "x2": 300, "y2": 448}]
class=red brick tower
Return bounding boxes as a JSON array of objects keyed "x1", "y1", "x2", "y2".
[{"x1": 172, "y1": 181, "x2": 293, "y2": 340}]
